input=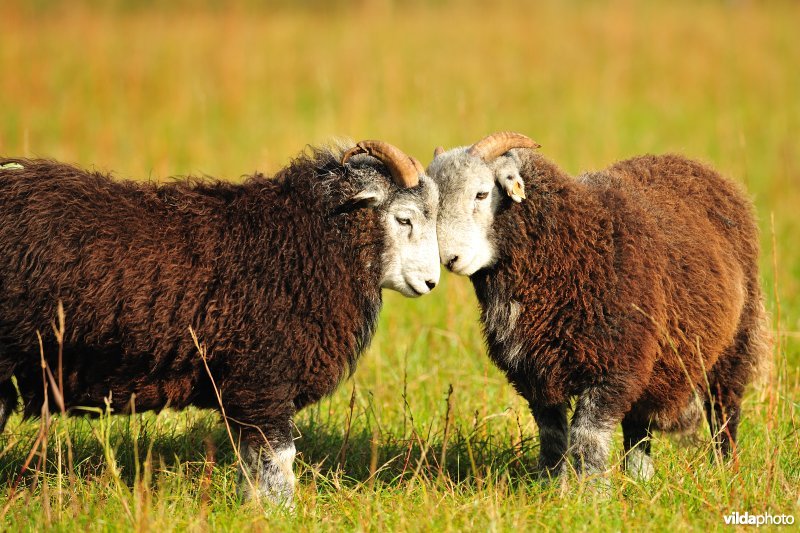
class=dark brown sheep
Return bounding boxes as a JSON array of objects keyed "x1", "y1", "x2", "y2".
[
  {"x1": 0, "y1": 141, "x2": 440, "y2": 503},
  {"x1": 429, "y1": 132, "x2": 769, "y2": 481}
]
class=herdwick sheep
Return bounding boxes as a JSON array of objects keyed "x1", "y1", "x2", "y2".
[
  {"x1": 428, "y1": 132, "x2": 769, "y2": 481},
  {"x1": 0, "y1": 140, "x2": 440, "y2": 503}
]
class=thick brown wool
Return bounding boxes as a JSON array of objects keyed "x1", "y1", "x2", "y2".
[
  {"x1": 0, "y1": 149, "x2": 388, "y2": 430},
  {"x1": 471, "y1": 152, "x2": 769, "y2": 467}
]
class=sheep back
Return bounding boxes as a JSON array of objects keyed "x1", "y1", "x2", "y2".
[{"x1": 0, "y1": 152, "x2": 384, "y2": 426}]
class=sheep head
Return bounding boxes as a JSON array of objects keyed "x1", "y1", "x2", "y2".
[
  {"x1": 427, "y1": 132, "x2": 540, "y2": 276},
  {"x1": 341, "y1": 140, "x2": 440, "y2": 297}
]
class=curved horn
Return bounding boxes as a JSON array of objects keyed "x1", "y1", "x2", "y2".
[
  {"x1": 468, "y1": 131, "x2": 541, "y2": 162},
  {"x1": 341, "y1": 140, "x2": 420, "y2": 188},
  {"x1": 433, "y1": 146, "x2": 445, "y2": 158}
]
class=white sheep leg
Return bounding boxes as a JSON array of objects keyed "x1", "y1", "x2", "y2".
[
  {"x1": 625, "y1": 447, "x2": 655, "y2": 481},
  {"x1": 238, "y1": 424, "x2": 296, "y2": 506},
  {"x1": 569, "y1": 389, "x2": 617, "y2": 478}
]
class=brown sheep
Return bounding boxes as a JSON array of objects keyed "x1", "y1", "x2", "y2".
[
  {"x1": 429, "y1": 132, "x2": 769, "y2": 481},
  {"x1": 0, "y1": 141, "x2": 440, "y2": 504}
]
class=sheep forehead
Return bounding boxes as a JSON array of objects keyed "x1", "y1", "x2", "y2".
[
  {"x1": 392, "y1": 174, "x2": 439, "y2": 219},
  {"x1": 428, "y1": 147, "x2": 493, "y2": 202}
]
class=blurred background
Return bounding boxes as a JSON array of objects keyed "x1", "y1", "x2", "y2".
[
  {"x1": 2, "y1": 0, "x2": 798, "y2": 324},
  {"x1": 0, "y1": 0, "x2": 798, "y2": 528}
]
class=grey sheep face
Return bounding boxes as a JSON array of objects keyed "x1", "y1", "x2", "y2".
[
  {"x1": 346, "y1": 161, "x2": 441, "y2": 297},
  {"x1": 379, "y1": 175, "x2": 440, "y2": 296},
  {"x1": 427, "y1": 147, "x2": 525, "y2": 276}
]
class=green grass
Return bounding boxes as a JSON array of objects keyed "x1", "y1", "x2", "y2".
[{"x1": 1, "y1": 0, "x2": 799, "y2": 530}]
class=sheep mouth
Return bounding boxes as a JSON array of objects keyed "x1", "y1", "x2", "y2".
[
  {"x1": 443, "y1": 254, "x2": 478, "y2": 276},
  {"x1": 403, "y1": 279, "x2": 428, "y2": 297},
  {"x1": 448, "y1": 262, "x2": 475, "y2": 277}
]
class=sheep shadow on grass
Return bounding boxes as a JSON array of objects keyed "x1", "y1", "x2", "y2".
[{"x1": 0, "y1": 409, "x2": 542, "y2": 493}]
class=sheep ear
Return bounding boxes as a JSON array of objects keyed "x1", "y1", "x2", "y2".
[
  {"x1": 493, "y1": 156, "x2": 526, "y2": 203},
  {"x1": 350, "y1": 185, "x2": 387, "y2": 207},
  {"x1": 499, "y1": 171, "x2": 526, "y2": 202},
  {"x1": 333, "y1": 182, "x2": 388, "y2": 215}
]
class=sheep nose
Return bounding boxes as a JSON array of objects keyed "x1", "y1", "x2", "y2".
[
  {"x1": 425, "y1": 279, "x2": 437, "y2": 290},
  {"x1": 445, "y1": 255, "x2": 459, "y2": 271}
]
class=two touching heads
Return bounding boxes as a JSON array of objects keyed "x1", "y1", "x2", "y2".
[{"x1": 343, "y1": 132, "x2": 539, "y2": 297}]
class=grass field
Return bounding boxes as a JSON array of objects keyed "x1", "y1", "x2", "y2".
[{"x1": 1, "y1": 0, "x2": 799, "y2": 530}]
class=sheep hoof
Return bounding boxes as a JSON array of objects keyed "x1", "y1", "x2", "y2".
[
  {"x1": 238, "y1": 442, "x2": 297, "y2": 509},
  {"x1": 536, "y1": 460, "x2": 566, "y2": 483},
  {"x1": 238, "y1": 477, "x2": 296, "y2": 511},
  {"x1": 625, "y1": 449, "x2": 655, "y2": 482}
]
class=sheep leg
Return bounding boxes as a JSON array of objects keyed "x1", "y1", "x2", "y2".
[
  {"x1": 569, "y1": 388, "x2": 619, "y2": 478},
  {"x1": 530, "y1": 402, "x2": 568, "y2": 478},
  {"x1": 621, "y1": 413, "x2": 654, "y2": 481},
  {"x1": 0, "y1": 380, "x2": 18, "y2": 433},
  {"x1": 704, "y1": 385, "x2": 742, "y2": 459},
  {"x1": 237, "y1": 418, "x2": 296, "y2": 506},
  {"x1": 704, "y1": 318, "x2": 760, "y2": 461}
]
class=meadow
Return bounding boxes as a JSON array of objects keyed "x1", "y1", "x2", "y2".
[{"x1": 0, "y1": 0, "x2": 798, "y2": 530}]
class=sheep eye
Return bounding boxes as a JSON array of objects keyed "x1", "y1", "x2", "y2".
[
  {"x1": 396, "y1": 217, "x2": 412, "y2": 226},
  {"x1": 476, "y1": 191, "x2": 489, "y2": 200}
]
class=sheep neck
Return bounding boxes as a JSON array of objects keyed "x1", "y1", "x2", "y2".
[{"x1": 470, "y1": 155, "x2": 618, "y2": 376}]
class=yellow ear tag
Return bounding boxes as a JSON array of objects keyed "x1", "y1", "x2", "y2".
[{"x1": 512, "y1": 181, "x2": 526, "y2": 199}]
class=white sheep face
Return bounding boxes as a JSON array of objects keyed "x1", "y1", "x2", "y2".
[
  {"x1": 428, "y1": 147, "x2": 523, "y2": 276},
  {"x1": 379, "y1": 175, "x2": 441, "y2": 297}
]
